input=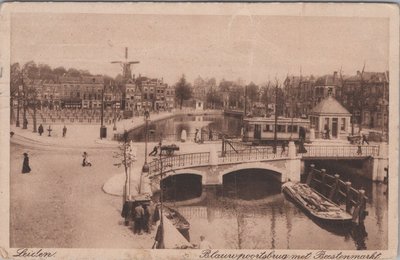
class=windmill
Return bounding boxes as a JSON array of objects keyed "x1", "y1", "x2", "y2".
[{"x1": 111, "y1": 47, "x2": 140, "y2": 80}]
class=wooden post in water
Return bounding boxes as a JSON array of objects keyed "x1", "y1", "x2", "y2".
[
  {"x1": 321, "y1": 169, "x2": 327, "y2": 193},
  {"x1": 221, "y1": 136, "x2": 226, "y2": 157},
  {"x1": 345, "y1": 181, "x2": 352, "y2": 213},
  {"x1": 329, "y1": 174, "x2": 340, "y2": 201},
  {"x1": 357, "y1": 189, "x2": 367, "y2": 224},
  {"x1": 306, "y1": 164, "x2": 315, "y2": 185}
]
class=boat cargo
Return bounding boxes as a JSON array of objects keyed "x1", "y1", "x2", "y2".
[{"x1": 282, "y1": 182, "x2": 352, "y2": 223}]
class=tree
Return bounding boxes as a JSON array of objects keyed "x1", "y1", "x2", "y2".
[
  {"x1": 10, "y1": 63, "x2": 22, "y2": 124},
  {"x1": 53, "y1": 66, "x2": 67, "y2": 78},
  {"x1": 175, "y1": 74, "x2": 192, "y2": 109},
  {"x1": 114, "y1": 132, "x2": 137, "y2": 200},
  {"x1": 246, "y1": 82, "x2": 259, "y2": 111},
  {"x1": 38, "y1": 64, "x2": 54, "y2": 80},
  {"x1": 67, "y1": 68, "x2": 81, "y2": 77},
  {"x1": 261, "y1": 82, "x2": 272, "y2": 116},
  {"x1": 206, "y1": 89, "x2": 223, "y2": 109}
]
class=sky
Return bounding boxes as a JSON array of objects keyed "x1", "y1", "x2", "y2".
[{"x1": 11, "y1": 13, "x2": 389, "y2": 85}]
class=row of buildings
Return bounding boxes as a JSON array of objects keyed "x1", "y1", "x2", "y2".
[
  {"x1": 282, "y1": 70, "x2": 389, "y2": 130},
  {"x1": 21, "y1": 74, "x2": 176, "y2": 112},
  {"x1": 191, "y1": 71, "x2": 388, "y2": 130}
]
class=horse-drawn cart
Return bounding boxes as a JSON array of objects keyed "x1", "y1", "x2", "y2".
[{"x1": 160, "y1": 144, "x2": 180, "y2": 156}]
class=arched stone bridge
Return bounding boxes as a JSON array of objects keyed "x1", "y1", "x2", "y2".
[{"x1": 146, "y1": 142, "x2": 386, "y2": 191}]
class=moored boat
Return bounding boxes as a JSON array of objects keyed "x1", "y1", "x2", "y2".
[
  {"x1": 282, "y1": 182, "x2": 352, "y2": 223},
  {"x1": 163, "y1": 205, "x2": 191, "y2": 242}
]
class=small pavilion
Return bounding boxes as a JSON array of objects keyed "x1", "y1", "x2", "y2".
[{"x1": 309, "y1": 95, "x2": 351, "y2": 140}]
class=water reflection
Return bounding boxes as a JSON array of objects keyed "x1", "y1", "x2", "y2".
[
  {"x1": 128, "y1": 115, "x2": 242, "y2": 142},
  {"x1": 142, "y1": 115, "x2": 387, "y2": 249},
  {"x1": 173, "y1": 172, "x2": 386, "y2": 250}
]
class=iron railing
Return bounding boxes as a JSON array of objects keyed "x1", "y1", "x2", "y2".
[
  {"x1": 219, "y1": 146, "x2": 289, "y2": 164},
  {"x1": 148, "y1": 152, "x2": 210, "y2": 176},
  {"x1": 303, "y1": 145, "x2": 379, "y2": 158}
]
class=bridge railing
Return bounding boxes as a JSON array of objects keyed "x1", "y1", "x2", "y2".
[
  {"x1": 303, "y1": 145, "x2": 379, "y2": 158},
  {"x1": 148, "y1": 152, "x2": 210, "y2": 176},
  {"x1": 219, "y1": 146, "x2": 289, "y2": 164}
]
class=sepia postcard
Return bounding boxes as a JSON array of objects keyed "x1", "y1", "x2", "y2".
[{"x1": 0, "y1": 2, "x2": 398, "y2": 260}]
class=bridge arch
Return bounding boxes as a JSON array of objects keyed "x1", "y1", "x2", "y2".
[
  {"x1": 161, "y1": 169, "x2": 206, "y2": 185},
  {"x1": 218, "y1": 162, "x2": 287, "y2": 183},
  {"x1": 160, "y1": 170, "x2": 204, "y2": 202}
]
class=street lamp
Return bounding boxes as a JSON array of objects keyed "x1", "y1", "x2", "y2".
[
  {"x1": 142, "y1": 110, "x2": 150, "y2": 175},
  {"x1": 16, "y1": 86, "x2": 21, "y2": 127},
  {"x1": 113, "y1": 85, "x2": 117, "y2": 131},
  {"x1": 100, "y1": 84, "x2": 107, "y2": 139}
]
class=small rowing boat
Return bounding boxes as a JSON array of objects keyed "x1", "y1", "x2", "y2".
[{"x1": 282, "y1": 182, "x2": 352, "y2": 223}]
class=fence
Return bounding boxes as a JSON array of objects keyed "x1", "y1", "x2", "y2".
[
  {"x1": 148, "y1": 152, "x2": 210, "y2": 176},
  {"x1": 219, "y1": 146, "x2": 289, "y2": 164},
  {"x1": 305, "y1": 164, "x2": 368, "y2": 224},
  {"x1": 303, "y1": 144, "x2": 379, "y2": 158}
]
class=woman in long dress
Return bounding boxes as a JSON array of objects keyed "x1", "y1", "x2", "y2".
[{"x1": 22, "y1": 153, "x2": 31, "y2": 174}]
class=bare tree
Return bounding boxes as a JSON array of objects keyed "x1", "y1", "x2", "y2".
[{"x1": 175, "y1": 74, "x2": 192, "y2": 109}]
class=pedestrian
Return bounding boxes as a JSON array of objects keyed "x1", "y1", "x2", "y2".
[
  {"x1": 38, "y1": 124, "x2": 44, "y2": 136},
  {"x1": 281, "y1": 141, "x2": 287, "y2": 155},
  {"x1": 22, "y1": 153, "x2": 31, "y2": 174},
  {"x1": 82, "y1": 151, "x2": 91, "y2": 166},
  {"x1": 142, "y1": 204, "x2": 151, "y2": 234},
  {"x1": 208, "y1": 128, "x2": 213, "y2": 141},
  {"x1": 194, "y1": 129, "x2": 199, "y2": 143},
  {"x1": 362, "y1": 134, "x2": 369, "y2": 145},
  {"x1": 62, "y1": 125, "x2": 67, "y2": 137},
  {"x1": 134, "y1": 203, "x2": 144, "y2": 235},
  {"x1": 298, "y1": 137, "x2": 307, "y2": 153},
  {"x1": 199, "y1": 235, "x2": 212, "y2": 249},
  {"x1": 357, "y1": 141, "x2": 362, "y2": 155},
  {"x1": 149, "y1": 145, "x2": 158, "y2": 156}
]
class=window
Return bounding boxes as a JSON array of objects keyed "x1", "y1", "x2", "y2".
[
  {"x1": 277, "y1": 125, "x2": 286, "y2": 132},
  {"x1": 263, "y1": 124, "x2": 273, "y2": 132},
  {"x1": 340, "y1": 118, "x2": 346, "y2": 131},
  {"x1": 288, "y1": 125, "x2": 298, "y2": 133}
]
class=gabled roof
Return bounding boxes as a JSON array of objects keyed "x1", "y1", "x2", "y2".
[{"x1": 310, "y1": 95, "x2": 351, "y2": 116}]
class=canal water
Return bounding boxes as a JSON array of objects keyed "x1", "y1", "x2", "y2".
[
  {"x1": 127, "y1": 114, "x2": 242, "y2": 142},
  {"x1": 136, "y1": 114, "x2": 387, "y2": 250}
]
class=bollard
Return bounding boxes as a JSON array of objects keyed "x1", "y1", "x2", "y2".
[
  {"x1": 345, "y1": 181, "x2": 352, "y2": 213},
  {"x1": 358, "y1": 189, "x2": 367, "y2": 224},
  {"x1": 306, "y1": 164, "x2": 315, "y2": 185},
  {"x1": 321, "y1": 169, "x2": 327, "y2": 192},
  {"x1": 329, "y1": 174, "x2": 340, "y2": 201}
]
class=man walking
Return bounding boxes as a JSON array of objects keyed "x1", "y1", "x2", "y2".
[
  {"x1": 62, "y1": 125, "x2": 67, "y2": 137},
  {"x1": 149, "y1": 145, "x2": 158, "y2": 156},
  {"x1": 362, "y1": 134, "x2": 369, "y2": 145},
  {"x1": 281, "y1": 141, "x2": 287, "y2": 155},
  {"x1": 142, "y1": 204, "x2": 151, "y2": 234},
  {"x1": 134, "y1": 204, "x2": 144, "y2": 235}
]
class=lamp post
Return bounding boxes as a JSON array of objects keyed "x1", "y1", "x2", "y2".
[
  {"x1": 16, "y1": 87, "x2": 21, "y2": 127},
  {"x1": 22, "y1": 73, "x2": 28, "y2": 129},
  {"x1": 100, "y1": 84, "x2": 107, "y2": 139},
  {"x1": 142, "y1": 110, "x2": 150, "y2": 178},
  {"x1": 273, "y1": 81, "x2": 279, "y2": 154},
  {"x1": 113, "y1": 85, "x2": 117, "y2": 131}
]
